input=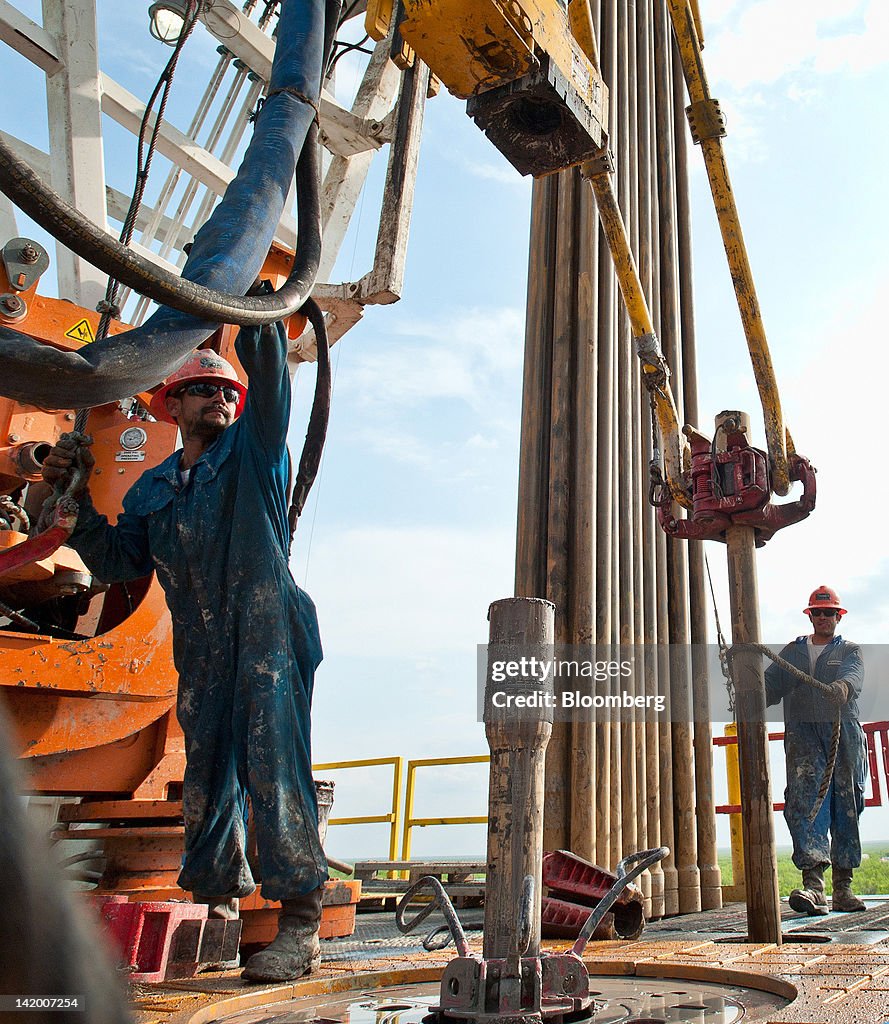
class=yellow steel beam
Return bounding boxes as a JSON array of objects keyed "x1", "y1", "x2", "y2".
[
  {"x1": 723, "y1": 723, "x2": 746, "y2": 896},
  {"x1": 582, "y1": 158, "x2": 692, "y2": 509},
  {"x1": 313, "y1": 756, "x2": 405, "y2": 872},
  {"x1": 666, "y1": 0, "x2": 793, "y2": 495},
  {"x1": 567, "y1": 0, "x2": 599, "y2": 70},
  {"x1": 400, "y1": 755, "x2": 490, "y2": 862}
]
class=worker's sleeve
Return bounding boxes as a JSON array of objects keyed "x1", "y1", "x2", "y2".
[
  {"x1": 66, "y1": 489, "x2": 154, "y2": 583},
  {"x1": 234, "y1": 321, "x2": 290, "y2": 453},
  {"x1": 764, "y1": 646, "x2": 795, "y2": 707},
  {"x1": 839, "y1": 642, "x2": 864, "y2": 700}
]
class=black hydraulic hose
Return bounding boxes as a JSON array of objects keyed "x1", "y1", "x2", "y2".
[
  {"x1": 323, "y1": 0, "x2": 343, "y2": 77},
  {"x1": 0, "y1": 120, "x2": 321, "y2": 328},
  {"x1": 289, "y1": 296, "x2": 331, "y2": 542},
  {"x1": 0, "y1": 0, "x2": 330, "y2": 409}
]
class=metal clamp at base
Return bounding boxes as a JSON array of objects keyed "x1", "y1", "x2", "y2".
[{"x1": 395, "y1": 848, "x2": 670, "y2": 1024}]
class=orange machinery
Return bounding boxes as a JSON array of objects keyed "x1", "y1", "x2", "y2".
[{"x1": 0, "y1": 236, "x2": 307, "y2": 919}]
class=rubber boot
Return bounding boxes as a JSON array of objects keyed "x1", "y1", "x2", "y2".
[
  {"x1": 831, "y1": 867, "x2": 866, "y2": 913},
  {"x1": 788, "y1": 867, "x2": 829, "y2": 915},
  {"x1": 241, "y1": 888, "x2": 323, "y2": 983},
  {"x1": 193, "y1": 895, "x2": 240, "y2": 970}
]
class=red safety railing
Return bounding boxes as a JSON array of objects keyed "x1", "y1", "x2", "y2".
[{"x1": 714, "y1": 721, "x2": 889, "y2": 815}]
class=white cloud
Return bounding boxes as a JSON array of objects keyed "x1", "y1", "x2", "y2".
[
  {"x1": 461, "y1": 158, "x2": 529, "y2": 187},
  {"x1": 784, "y1": 83, "x2": 818, "y2": 104},
  {"x1": 327, "y1": 306, "x2": 524, "y2": 476},
  {"x1": 342, "y1": 306, "x2": 525, "y2": 414},
  {"x1": 704, "y1": 1, "x2": 885, "y2": 92},
  {"x1": 304, "y1": 523, "x2": 515, "y2": 656},
  {"x1": 701, "y1": 0, "x2": 744, "y2": 27},
  {"x1": 347, "y1": 428, "x2": 438, "y2": 467}
]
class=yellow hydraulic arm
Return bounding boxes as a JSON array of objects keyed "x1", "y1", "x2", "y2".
[
  {"x1": 581, "y1": 152, "x2": 692, "y2": 510},
  {"x1": 665, "y1": 0, "x2": 794, "y2": 495}
]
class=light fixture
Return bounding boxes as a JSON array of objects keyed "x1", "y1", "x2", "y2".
[{"x1": 148, "y1": 0, "x2": 189, "y2": 45}]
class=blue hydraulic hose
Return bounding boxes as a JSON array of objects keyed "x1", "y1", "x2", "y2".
[{"x1": 0, "y1": 0, "x2": 326, "y2": 409}]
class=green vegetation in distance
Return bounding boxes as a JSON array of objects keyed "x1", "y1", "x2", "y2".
[
  {"x1": 327, "y1": 847, "x2": 889, "y2": 897},
  {"x1": 719, "y1": 842, "x2": 889, "y2": 897}
]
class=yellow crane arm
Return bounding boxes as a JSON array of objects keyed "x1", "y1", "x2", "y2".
[
  {"x1": 665, "y1": 0, "x2": 794, "y2": 495},
  {"x1": 582, "y1": 154, "x2": 692, "y2": 511}
]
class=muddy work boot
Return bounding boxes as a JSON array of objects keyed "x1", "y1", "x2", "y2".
[
  {"x1": 788, "y1": 867, "x2": 829, "y2": 916},
  {"x1": 241, "y1": 888, "x2": 323, "y2": 983},
  {"x1": 831, "y1": 867, "x2": 866, "y2": 913}
]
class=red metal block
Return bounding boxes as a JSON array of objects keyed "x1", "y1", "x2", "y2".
[
  {"x1": 92, "y1": 895, "x2": 216, "y2": 983},
  {"x1": 541, "y1": 851, "x2": 644, "y2": 941}
]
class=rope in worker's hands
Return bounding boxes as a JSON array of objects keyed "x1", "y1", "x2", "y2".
[{"x1": 728, "y1": 641, "x2": 845, "y2": 823}]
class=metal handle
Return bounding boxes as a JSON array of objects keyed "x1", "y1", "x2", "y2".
[
  {"x1": 394, "y1": 875, "x2": 470, "y2": 957},
  {"x1": 571, "y1": 846, "x2": 669, "y2": 957}
]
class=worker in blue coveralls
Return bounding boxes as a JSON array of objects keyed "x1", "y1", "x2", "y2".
[
  {"x1": 764, "y1": 586, "x2": 866, "y2": 916},
  {"x1": 41, "y1": 323, "x2": 328, "y2": 982}
]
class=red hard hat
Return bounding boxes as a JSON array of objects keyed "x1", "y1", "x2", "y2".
[
  {"x1": 149, "y1": 350, "x2": 247, "y2": 425},
  {"x1": 804, "y1": 586, "x2": 847, "y2": 615}
]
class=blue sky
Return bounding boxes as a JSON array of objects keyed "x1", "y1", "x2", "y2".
[{"x1": 3, "y1": 1, "x2": 888, "y2": 861}]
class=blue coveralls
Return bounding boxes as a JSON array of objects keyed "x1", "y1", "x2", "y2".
[
  {"x1": 68, "y1": 324, "x2": 328, "y2": 901},
  {"x1": 764, "y1": 636, "x2": 866, "y2": 872}
]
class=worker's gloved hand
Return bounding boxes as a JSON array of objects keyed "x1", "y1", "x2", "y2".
[
  {"x1": 824, "y1": 679, "x2": 850, "y2": 707},
  {"x1": 41, "y1": 433, "x2": 95, "y2": 496}
]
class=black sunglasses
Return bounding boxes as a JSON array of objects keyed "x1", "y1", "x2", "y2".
[
  {"x1": 175, "y1": 382, "x2": 239, "y2": 403},
  {"x1": 809, "y1": 608, "x2": 838, "y2": 618}
]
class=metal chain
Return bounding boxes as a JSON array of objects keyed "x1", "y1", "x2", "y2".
[
  {"x1": 704, "y1": 551, "x2": 734, "y2": 714},
  {"x1": 647, "y1": 402, "x2": 670, "y2": 508}
]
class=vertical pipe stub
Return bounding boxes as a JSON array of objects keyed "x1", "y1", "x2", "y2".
[
  {"x1": 427, "y1": 596, "x2": 597, "y2": 1024},
  {"x1": 484, "y1": 597, "x2": 555, "y2": 965}
]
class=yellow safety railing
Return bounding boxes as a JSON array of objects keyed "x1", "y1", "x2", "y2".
[
  {"x1": 312, "y1": 756, "x2": 405, "y2": 863},
  {"x1": 400, "y1": 754, "x2": 490, "y2": 861}
]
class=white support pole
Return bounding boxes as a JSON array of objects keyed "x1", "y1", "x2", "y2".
[
  {"x1": 0, "y1": 191, "x2": 17, "y2": 244},
  {"x1": 42, "y1": 0, "x2": 108, "y2": 308},
  {"x1": 319, "y1": 38, "x2": 401, "y2": 279},
  {"x1": 0, "y1": 0, "x2": 62, "y2": 75}
]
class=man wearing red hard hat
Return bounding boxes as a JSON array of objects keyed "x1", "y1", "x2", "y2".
[
  {"x1": 42, "y1": 326, "x2": 327, "y2": 983},
  {"x1": 765, "y1": 586, "x2": 866, "y2": 915}
]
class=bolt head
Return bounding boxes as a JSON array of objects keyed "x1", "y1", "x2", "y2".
[
  {"x1": 20, "y1": 244, "x2": 39, "y2": 264},
  {"x1": 2, "y1": 294, "x2": 23, "y2": 312}
]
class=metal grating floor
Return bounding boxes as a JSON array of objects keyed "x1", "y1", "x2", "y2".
[{"x1": 321, "y1": 896, "x2": 889, "y2": 960}]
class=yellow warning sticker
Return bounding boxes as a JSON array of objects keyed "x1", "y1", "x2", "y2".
[{"x1": 65, "y1": 319, "x2": 95, "y2": 344}]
